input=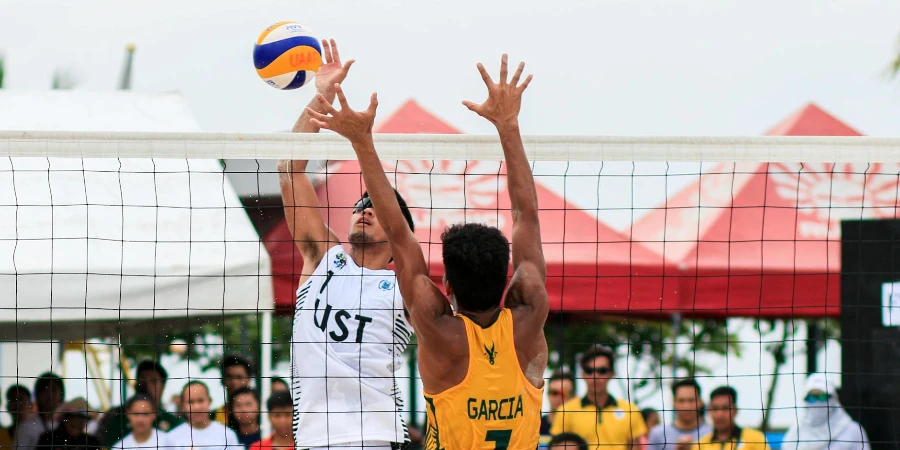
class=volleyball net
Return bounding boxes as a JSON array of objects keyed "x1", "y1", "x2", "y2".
[{"x1": 1, "y1": 131, "x2": 898, "y2": 447}]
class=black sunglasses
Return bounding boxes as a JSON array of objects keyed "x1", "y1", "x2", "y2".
[
  {"x1": 583, "y1": 367, "x2": 612, "y2": 376},
  {"x1": 353, "y1": 197, "x2": 373, "y2": 214}
]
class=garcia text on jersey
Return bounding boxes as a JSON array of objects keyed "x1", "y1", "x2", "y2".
[{"x1": 467, "y1": 395, "x2": 524, "y2": 421}]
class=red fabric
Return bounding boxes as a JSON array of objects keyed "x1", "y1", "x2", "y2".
[
  {"x1": 249, "y1": 437, "x2": 273, "y2": 450},
  {"x1": 631, "y1": 104, "x2": 870, "y2": 318}
]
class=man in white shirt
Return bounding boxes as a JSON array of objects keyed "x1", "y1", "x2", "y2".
[
  {"x1": 168, "y1": 382, "x2": 241, "y2": 450},
  {"x1": 111, "y1": 394, "x2": 175, "y2": 450},
  {"x1": 13, "y1": 372, "x2": 64, "y2": 450},
  {"x1": 648, "y1": 378, "x2": 711, "y2": 450}
]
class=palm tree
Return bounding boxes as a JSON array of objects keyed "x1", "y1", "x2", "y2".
[{"x1": 0, "y1": 55, "x2": 5, "y2": 89}]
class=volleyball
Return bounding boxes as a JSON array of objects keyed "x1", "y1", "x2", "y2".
[{"x1": 253, "y1": 22, "x2": 322, "y2": 90}]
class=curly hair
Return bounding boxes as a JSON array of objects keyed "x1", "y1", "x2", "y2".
[{"x1": 441, "y1": 223, "x2": 510, "y2": 312}]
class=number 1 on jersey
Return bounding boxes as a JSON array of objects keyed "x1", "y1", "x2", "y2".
[{"x1": 485, "y1": 429, "x2": 512, "y2": 450}]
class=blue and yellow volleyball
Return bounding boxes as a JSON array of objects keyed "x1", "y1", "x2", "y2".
[{"x1": 253, "y1": 22, "x2": 322, "y2": 90}]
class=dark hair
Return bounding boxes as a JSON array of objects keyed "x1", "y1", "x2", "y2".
[
  {"x1": 641, "y1": 408, "x2": 658, "y2": 423},
  {"x1": 182, "y1": 380, "x2": 210, "y2": 397},
  {"x1": 228, "y1": 387, "x2": 260, "y2": 430},
  {"x1": 549, "y1": 369, "x2": 576, "y2": 386},
  {"x1": 710, "y1": 386, "x2": 737, "y2": 405},
  {"x1": 136, "y1": 360, "x2": 169, "y2": 382},
  {"x1": 266, "y1": 391, "x2": 293, "y2": 411},
  {"x1": 360, "y1": 190, "x2": 414, "y2": 232},
  {"x1": 549, "y1": 432, "x2": 588, "y2": 450},
  {"x1": 221, "y1": 355, "x2": 254, "y2": 378},
  {"x1": 441, "y1": 223, "x2": 509, "y2": 312},
  {"x1": 6, "y1": 384, "x2": 29, "y2": 400},
  {"x1": 34, "y1": 373, "x2": 64, "y2": 399},
  {"x1": 125, "y1": 393, "x2": 155, "y2": 411},
  {"x1": 271, "y1": 377, "x2": 288, "y2": 390},
  {"x1": 580, "y1": 345, "x2": 615, "y2": 371},
  {"x1": 671, "y1": 378, "x2": 702, "y2": 398}
]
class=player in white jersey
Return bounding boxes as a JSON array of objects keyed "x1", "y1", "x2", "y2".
[{"x1": 277, "y1": 39, "x2": 415, "y2": 450}]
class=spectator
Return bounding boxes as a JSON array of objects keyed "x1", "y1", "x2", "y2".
[
  {"x1": 248, "y1": 392, "x2": 294, "y2": 450},
  {"x1": 229, "y1": 387, "x2": 261, "y2": 448},
  {"x1": 168, "y1": 381, "x2": 241, "y2": 450},
  {"x1": 642, "y1": 408, "x2": 660, "y2": 431},
  {"x1": 0, "y1": 393, "x2": 13, "y2": 448},
  {"x1": 35, "y1": 398, "x2": 100, "y2": 450},
  {"x1": 648, "y1": 379, "x2": 711, "y2": 450},
  {"x1": 213, "y1": 355, "x2": 254, "y2": 425},
  {"x1": 270, "y1": 378, "x2": 289, "y2": 394},
  {"x1": 550, "y1": 346, "x2": 647, "y2": 450},
  {"x1": 15, "y1": 372, "x2": 65, "y2": 450},
  {"x1": 97, "y1": 360, "x2": 183, "y2": 448},
  {"x1": 549, "y1": 432, "x2": 589, "y2": 450},
  {"x1": 541, "y1": 369, "x2": 576, "y2": 437},
  {"x1": 678, "y1": 386, "x2": 769, "y2": 450},
  {"x1": 110, "y1": 394, "x2": 174, "y2": 450},
  {"x1": 5, "y1": 385, "x2": 31, "y2": 442},
  {"x1": 781, "y1": 373, "x2": 871, "y2": 450}
]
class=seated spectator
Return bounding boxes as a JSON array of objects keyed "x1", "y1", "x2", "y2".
[
  {"x1": 248, "y1": 391, "x2": 294, "y2": 450},
  {"x1": 229, "y1": 387, "x2": 261, "y2": 448},
  {"x1": 168, "y1": 381, "x2": 241, "y2": 450},
  {"x1": 648, "y1": 379, "x2": 711, "y2": 450},
  {"x1": 15, "y1": 372, "x2": 65, "y2": 450},
  {"x1": 213, "y1": 355, "x2": 254, "y2": 425},
  {"x1": 111, "y1": 394, "x2": 174, "y2": 450},
  {"x1": 97, "y1": 360, "x2": 183, "y2": 448},
  {"x1": 35, "y1": 398, "x2": 100, "y2": 450},
  {"x1": 7, "y1": 384, "x2": 34, "y2": 441},
  {"x1": 781, "y1": 373, "x2": 871, "y2": 450},
  {"x1": 549, "y1": 432, "x2": 589, "y2": 450},
  {"x1": 270, "y1": 378, "x2": 289, "y2": 394},
  {"x1": 541, "y1": 369, "x2": 576, "y2": 438},
  {"x1": 678, "y1": 386, "x2": 769, "y2": 450},
  {"x1": 550, "y1": 346, "x2": 647, "y2": 450}
]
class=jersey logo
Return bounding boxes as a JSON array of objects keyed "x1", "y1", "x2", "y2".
[
  {"x1": 333, "y1": 252, "x2": 347, "y2": 270},
  {"x1": 484, "y1": 342, "x2": 497, "y2": 365},
  {"x1": 379, "y1": 279, "x2": 394, "y2": 291}
]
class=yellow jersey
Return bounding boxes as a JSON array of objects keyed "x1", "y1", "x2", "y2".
[
  {"x1": 423, "y1": 308, "x2": 543, "y2": 450},
  {"x1": 694, "y1": 427, "x2": 770, "y2": 450}
]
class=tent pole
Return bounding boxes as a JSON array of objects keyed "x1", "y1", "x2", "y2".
[
  {"x1": 671, "y1": 313, "x2": 682, "y2": 379},
  {"x1": 260, "y1": 310, "x2": 273, "y2": 437}
]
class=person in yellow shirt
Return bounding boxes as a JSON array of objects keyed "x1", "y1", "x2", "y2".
[
  {"x1": 676, "y1": 386, "x2": 770, "y2": 450},
  {"x1": 550, "y1": 345, "x2": 648, "y2": 449},
  {"x1": 305, "y1": 53, "x2": 548, "y2": 449}
]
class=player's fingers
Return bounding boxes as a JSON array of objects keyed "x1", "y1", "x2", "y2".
[
  {"x1": 321, "y1": 39, "x2": 333, "y2": 64},
  {"x1": 334, "y1": 84, "x2": 351, "y2": 110},
  {"x1": 517, "y1": 74, "x2": 533, "y2": 92},
  {"x1": 476, "y1": 63, "x2": 493, "y2": 86},
  {"x1": 330, "y1": 39, "x2": 341, "y2": 64},
  {"x1": 342, "y1": 59, "x2": 356, "y2": 75},
  {"x1": 462, "y1": 100, "x2": 479, "y2": 112},
  {"x1": 310, "y1": 118, "x2": 330, "y2": 130},
  {"x1": 305, "y1": 107, "x2": 329, "y2": 122},
  {"x1": 316, "y1": 93, "x2": 338, "y2": 114},
  {"x1": 367, "y1": 93, "x2": 378, "y2": 113},
  {"x1": 510, "y1": 62, "x2": 525, "y2": 86},
  {"x1": 499, "y1": 54, "x2": 508, "y2": 85}
]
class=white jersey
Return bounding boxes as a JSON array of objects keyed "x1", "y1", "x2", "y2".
[{"x1": 291, "y1": 245, "x2": 413, "y2": 447}]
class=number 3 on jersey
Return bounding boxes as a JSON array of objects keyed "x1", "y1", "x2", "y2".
[{"x1": 485, "y1": 430, "x2": 512, "y2": 450}]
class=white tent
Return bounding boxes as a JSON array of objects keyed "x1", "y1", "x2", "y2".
[{"x1": 0, "y1": 91, "x2": 273, "y2": 340}]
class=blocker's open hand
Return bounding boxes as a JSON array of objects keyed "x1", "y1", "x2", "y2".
[
  {"x1": 315, "y1": 39, "x2": 355, "y2": 98},
  {"x1": 307, "y1": 83, "x2": 378, "y2": 144},
  {"x1": 462, "y1": 54, "x2": 532, "y2": 128}
]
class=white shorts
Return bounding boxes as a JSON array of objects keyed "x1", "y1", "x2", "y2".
[{"x1": 305, "y1": 441, "x2": 394, "y2": 450}]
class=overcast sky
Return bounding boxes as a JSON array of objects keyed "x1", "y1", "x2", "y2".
[{"x1": 2, "y1": 0, "x2": 900, "y2": 136}]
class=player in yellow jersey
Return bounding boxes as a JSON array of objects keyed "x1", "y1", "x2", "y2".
[{"x1": 305, "y1": 54, "x2": 548, "y2": 450}]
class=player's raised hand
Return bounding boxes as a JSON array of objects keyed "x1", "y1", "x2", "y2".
[
  {"x1": 462, "y1": 54, "x2": 532, "y2": 128},
  {"x1": 307, "y1": 83, "x2": 378, "y2": 144},
  {"x1": 315, "y1": 39, "x2": 355, "y2": 98}
]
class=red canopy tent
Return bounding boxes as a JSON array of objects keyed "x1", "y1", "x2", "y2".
[
  {"x1": 630, "y1": 103, "x2": 892, "y2": 318},
  {"x1": 264, "y1": 100, "x2": 668, "y2": 314}
]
